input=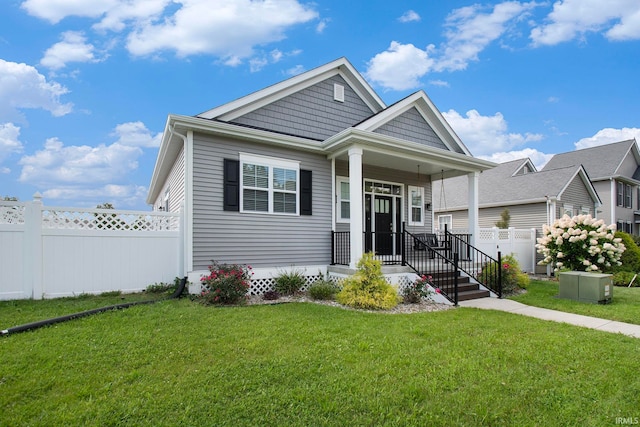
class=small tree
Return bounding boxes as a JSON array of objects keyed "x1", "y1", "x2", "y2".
[{"x1": 495, "y1": 208, "x2": 510, "y2": 228}]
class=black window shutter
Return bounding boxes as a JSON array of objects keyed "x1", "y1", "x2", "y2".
[
  {"x1": 224, "y1": 159, "x2": 240, "y2": 211},
  {"x1": 300, "y1": 169, "x2": 312, "y2": 215}
]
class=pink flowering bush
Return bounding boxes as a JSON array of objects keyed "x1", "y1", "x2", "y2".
[
  {"x1": 479, "y1": 254, "x2": 529, "y2": 294},
  {"x1": 402, "y1": 275, "x2": 438, "y2": 304},
  {"x1": 199, "y1": 261, "x2": 253, "y2": 305},
  {"x1": 536, "y1": 214, "x2": 625, "y2": 272}
]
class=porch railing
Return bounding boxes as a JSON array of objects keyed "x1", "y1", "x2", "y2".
[
  {"x1": 331, "y1": 224, "x2": 503, "y2": 301},
  {"x1": 446, "y1": 230, "x2": 503, "y2": 298}
]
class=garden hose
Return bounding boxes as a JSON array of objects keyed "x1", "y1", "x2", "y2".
[{"x1": 1, "y1": 277, "x2": 187, "y2": 337}]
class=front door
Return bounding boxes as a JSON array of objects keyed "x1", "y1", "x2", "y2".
[{"x1": 375, "y1": 196, "x2": 393, "y2": 255}]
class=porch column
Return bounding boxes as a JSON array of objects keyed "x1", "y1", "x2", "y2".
[
  {"x1": 349, "y1": 147, "x2": 364, "y2": 269},
  {"x1": 467, "y1": 171, "x2": 479, "y2": 247}
]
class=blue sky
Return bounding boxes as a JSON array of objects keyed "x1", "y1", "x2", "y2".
[{"x1": 1, "y1": 0, "x2": 640, "y2": 210}]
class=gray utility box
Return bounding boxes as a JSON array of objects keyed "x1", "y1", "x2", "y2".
[
  {"x1": 578, "y1": 273, "x2": 613, "y2": 304},
  {"x1": 558, "y1": 272, "x2": 613, "y2": 304}
]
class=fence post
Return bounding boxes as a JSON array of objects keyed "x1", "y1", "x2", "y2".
[
  {"x1": 401, "y1": 222, "x2": 406, "y2": 266},
  {"x1": 24, "y1": 193, "x2": 44, "y2": 299},
  {"x1": 497, "y1": 251, "x2": 502, "y2": 299},
  {"x1": 453, "y1": 252, "x2": 459, "y2": 306}
]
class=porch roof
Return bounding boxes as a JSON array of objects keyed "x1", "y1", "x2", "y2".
[{"x1": 323, "y1": 128, "x2": 496, "y2": 180}]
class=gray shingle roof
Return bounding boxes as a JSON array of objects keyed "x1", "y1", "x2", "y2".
[
  {"x1": 541, "y1": 139, "x2": 636, "y2": 180},
  {"x1": 433, "y1": 158, "x2": 591, "y2": 209}
]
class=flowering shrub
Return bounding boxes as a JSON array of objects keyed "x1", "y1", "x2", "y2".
[
  {"x1": 200, "y1": 261, "x2": 253, "y2": 305},
  {"x1": 402, "y1": 275, "x2": 438, "y2": 304},
  {"x1": 536, "y1": 214, "x2": 625, "y2": 272},
  {"x1": 479, "y1": 254, "x2": 529, "y2": 294}
]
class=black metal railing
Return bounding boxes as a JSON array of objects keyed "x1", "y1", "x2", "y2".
[{"x1": 446, "y1": 229, "x2": 502, "y2": 298}]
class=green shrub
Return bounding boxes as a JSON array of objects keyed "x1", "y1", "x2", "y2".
[
  {"x1": 479, "y1": 254, "x2": 529, "y2": 294},
  {"x1": 336, "y1": 253, "x2": 400, "y2": 310},
  {"x1": 612, "y1": 271, "x2": 639, "y2": 287},
  {"x1": 611, "y1": 232, "x2": 640, "y2": 273},
  {"x1": 308, "y1": 280, "x2": 338, "y2": 300},
  {"x1": 273, "y1": 268, "x2": 307, "y2": 295},
  {"x1": 199, "y1": 261, "x2": 252, "y2": 305}
]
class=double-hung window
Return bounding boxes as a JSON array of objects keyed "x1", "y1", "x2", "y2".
[
  {"x1": 336, "y1": 177, "x2": 350, "y2": 222},
  {"x1": 624, "y1": 184, "x2": 632, "y2": 208},
  {"x1": 408, "y1": 186, "x2": 424, "y2": 226},
  {"x1": 617, "y1": 181, "x2": 624, "y2": 206},
  {"x1": 240, "y1": 154, "x2": 299, "y2": 215}
]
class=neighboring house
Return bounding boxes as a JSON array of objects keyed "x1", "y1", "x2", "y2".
[
  {"x1": 146, "y1": 57, "x2": 494, "y2": 290},
  {"x1": 541, "y1": 139, "x2": 640, "y2": 235},
  {"x1": 432, "y1": 158, "x2": 601, "y2": 273}
]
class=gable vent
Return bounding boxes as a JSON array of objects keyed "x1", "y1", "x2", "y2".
[{"x1": 333, "y1": 83, "x2": 345, "y2": 102}]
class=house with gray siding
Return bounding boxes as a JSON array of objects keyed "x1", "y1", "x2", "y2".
[
  {"x1": 146, "y1": 57, "x2": 494, "y2": 294},
  {"x1": 432, "y1": 158, "x2": 601, "y2": 274},
  {"x1": 541, "y1": 139, "x2": 640, "y2": 235}
]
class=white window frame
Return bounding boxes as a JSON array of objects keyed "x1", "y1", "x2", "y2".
[
  {"x1": 437, "y1": 214, "x2": 452, "y2": 231},
  {"x1": 625, "y1": 184, "x2": 632, "y2": 208},
  {"x1": 408, "y1": 185, "x2": 424, "y2": 226},
  {"x1": 336, "y1": 176, "x2": 350, "y2": 223},
  {"x1": 581, "y1": 206, "x2": 590, "y2": 216},
  {"x1": 163, "y1": 188, "x2": 170, "y2": 212},
  {"x1": 239, "y1": 153, "x2": 300, "y2": 215},
  {"x1": 563, "y1": 204, "x2": 573, "y2": 217}
]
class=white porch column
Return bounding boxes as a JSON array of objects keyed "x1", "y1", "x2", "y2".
[
  {"x1": 467, "y1": 172, "x2": 479, "y2": 248},
  {"x1": 349, "y1": 147, "x2": 364, "y2": 269}
]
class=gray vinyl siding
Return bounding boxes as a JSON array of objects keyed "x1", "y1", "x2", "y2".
[
  {"x1": 153, "y1": 146, "x2": 185, "y2": 212},
  {"x1": 374, "y1": 107, "x2": 449, "y2": 151},
  {"x1": 558, "y1": 175, "x2": 597, "y2": 216},
  {"x1": 617, "y1": 151, "x2": 638, "y2": 177},
  {"x1": 436, "y1": 203, "x2": 547, "y2": 231},
  {"x1": 231, "y1": 75, "x2": 375, "y2": 141},
  {"x1": 593, "y1": 181, "x2": 612, "y2": 224},
  {"x1": 192, "y1": 133, "x2": 332, "y2": 269},
  {"x1": 333, "y1": 161, "x2": 433, "y2": 234}
]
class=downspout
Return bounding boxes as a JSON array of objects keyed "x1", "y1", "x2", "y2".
[{"x1": 168, "y1": 125, "x2": 190, "y2": 279}]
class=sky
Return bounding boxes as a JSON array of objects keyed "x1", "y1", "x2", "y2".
[{"x1": 1, "y1": 0, "x2": 640, "y2": 210}]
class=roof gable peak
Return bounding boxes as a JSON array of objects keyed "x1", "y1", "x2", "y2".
[{"x1": 197, "y1": 57, "x2": 385, "y2": 121}]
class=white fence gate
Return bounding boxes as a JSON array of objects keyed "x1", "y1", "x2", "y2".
[
  {"x1": 474, "y1": 228, "x2": 537, "y2": 273},
  {"x1": 0, "y1": 196, "x2": 182, "y2": 300}
]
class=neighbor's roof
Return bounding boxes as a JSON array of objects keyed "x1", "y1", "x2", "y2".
[
  {"x1": 433, "y1": 158, "x2": 599, "y2": 210},
  {"x1": 542, "y1": 139, "x2": 640, "y2": 181}
]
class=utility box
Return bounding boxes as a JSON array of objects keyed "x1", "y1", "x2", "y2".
[
  {"x1": 578, "y1": 273, "x2": 613, "y2": 304},
  {"x1": 558, "y1": 272, "x2": 581, "y2": 300},
  {"x1": 558, "y1": 272, "x2": 613, "y2": 304}
]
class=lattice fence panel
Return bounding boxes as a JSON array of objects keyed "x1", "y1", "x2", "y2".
[
  {"x1": 0, "y1": 205, "x2": 25, "y2": 225},
  {"x1": 41, "y1": 209, "x2": 180, "y2": 231}
]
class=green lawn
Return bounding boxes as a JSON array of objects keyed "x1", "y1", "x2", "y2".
[
  {"x1": 1, "y1": 297, "x2": 639, "y2": 426},
  {"x1": 510, "y1": 280, "x2": 640, "y2": 325}
]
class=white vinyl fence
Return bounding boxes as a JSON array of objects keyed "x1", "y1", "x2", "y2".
[
  {"x1": 475, "y1": 228, "x2": 537, "y2": 273},
  {"x1": 0, "y1": 195, "x2": 182, "y2": 300}
]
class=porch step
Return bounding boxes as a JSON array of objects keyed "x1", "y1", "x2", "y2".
[{"x1": 427, "y1": 272, "x2": 490, "y2": 302}]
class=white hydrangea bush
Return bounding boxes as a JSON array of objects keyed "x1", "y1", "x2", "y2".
[{"x1": 536, "y1": 214, "x2": 625, "y2": 272}]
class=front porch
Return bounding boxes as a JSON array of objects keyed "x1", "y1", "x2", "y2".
[{"x1": 331, "y1": 226, "x2": 503, "y2": 303}]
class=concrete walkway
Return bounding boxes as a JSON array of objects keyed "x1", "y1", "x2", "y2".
[{"x1": 459, "y1": 298, "x2": 640, "y2": 339}]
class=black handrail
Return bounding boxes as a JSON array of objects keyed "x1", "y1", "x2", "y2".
[{"x1": 445, "y1": 228, "x2": 503, "y2": 298}]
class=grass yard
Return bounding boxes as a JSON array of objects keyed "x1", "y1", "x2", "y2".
[
  {"x1": 510, "y1": 279, "x2": 640, "y2": 325},
  {"x1": 1, "y1": 297, "x2": 640, "y2": 426}
]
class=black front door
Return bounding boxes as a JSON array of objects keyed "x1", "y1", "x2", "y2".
[{"x1": 375, "y1": 196, "x2": 393, "y2": 255}]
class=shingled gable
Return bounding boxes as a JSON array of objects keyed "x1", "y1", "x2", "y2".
[{"x1": 196, "y1": 57, "x2": 386, "y2": 123}]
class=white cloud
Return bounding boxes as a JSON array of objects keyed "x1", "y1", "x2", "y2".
[
  {"x1": 285, "y1": 65, "x2": 305, "y2": 76},
  {"x1": 0, "y1": 167, "x2": 10, "y2": 174},
  {"x1": 366, "y1": 2, "x2": 539, "y2": 90},
  {"x1": 19, "y1": 137, "x2": 141, "y2": 186},
  {"x1": 316, "y1": 18, "x2": 330, "y2": 33},
  {"x1": 436, "y1": 1, "x2": 538, "y2": 72},
  {"x1": 530, "y1": 0, "x2": 640, "y2": 46},
  {"x1": 479, "y1": 148, "x2": 554, "y2": 169},
  {"x1": 41, "y1": 184, "x2": 147, "y2": 207},
  {"x1": 429, "y1": 79, "x2": 450, "y2": 87},
  {"x1": 126, "y1": 0, "x2": 318, "y2": 62},
  {"x1": 399, "y1": 10, "x2": 421, "y2": 23},
  {"x1": 112, "y1": 121, "x2": 161, "y2": 148},
  {"x1": 0, "y1": 123, "x2": 23, "y2": 163},
  {"x1": 365, "y1": 42, "x2": 435, "y2": 91},
  {"x1": 0, "y1": 59, "x2": 73, "y2": 119},
  {"x1": 40, "y1": 31, "x2": 100, "y2": 70},
  {"x1": 21, "y1": 0, "x2": 169, "y2": 31},
  {"x1": 574, "y1": 128, "x2": 640, "y2": 150},
  {"x1": 443, "y1": 109, "x2": 544, "y2": 156}
]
